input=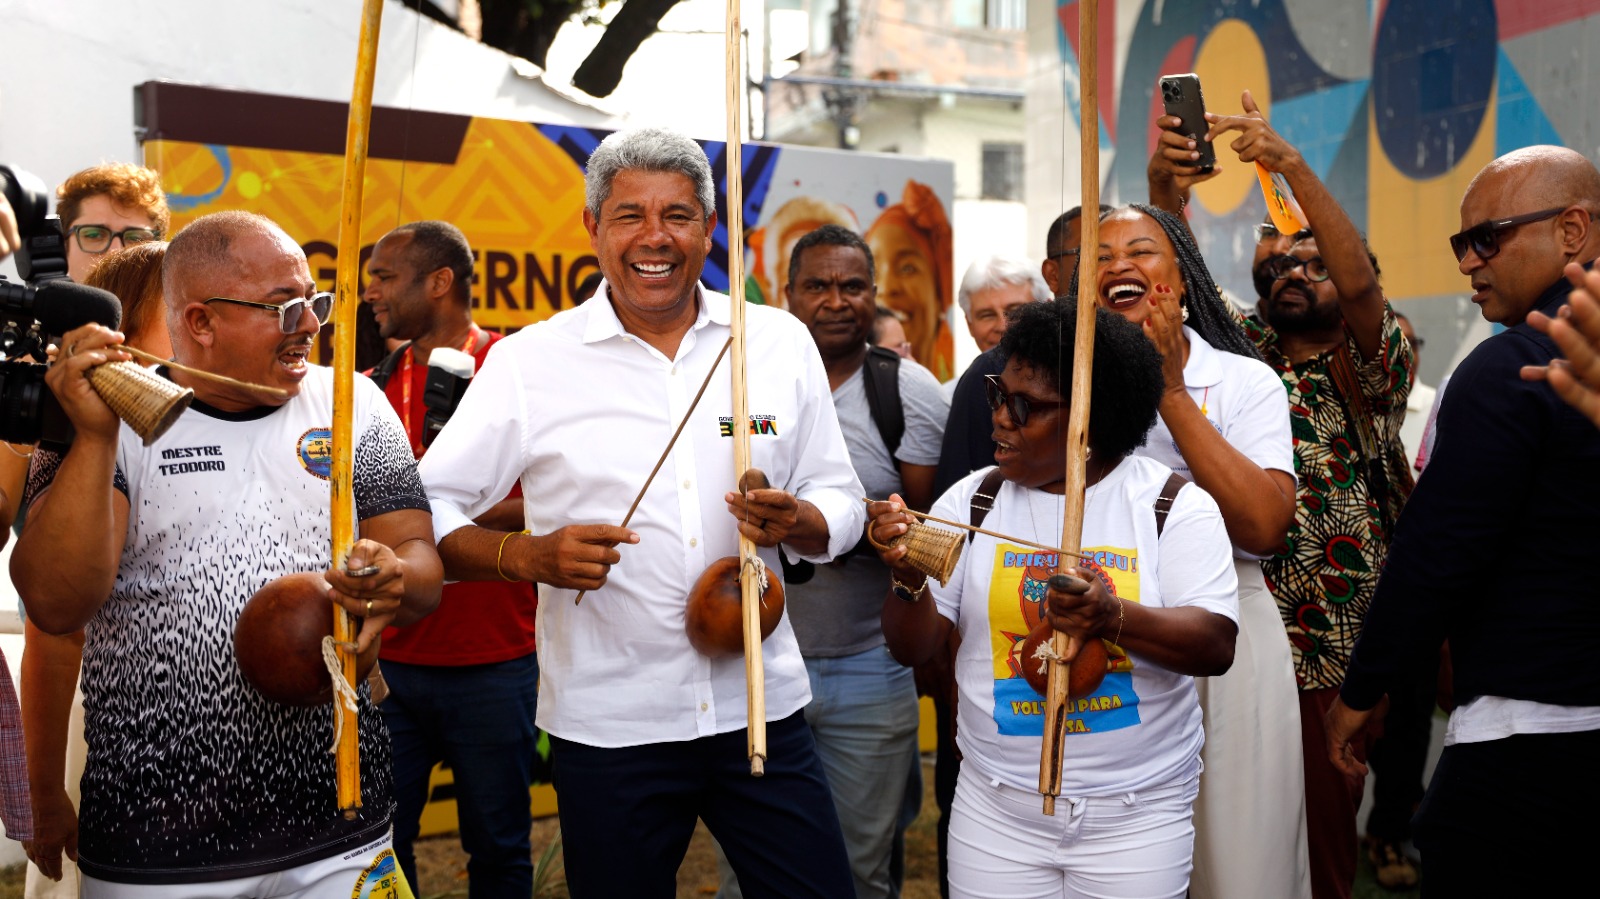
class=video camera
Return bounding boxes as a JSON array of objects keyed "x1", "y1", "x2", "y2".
[
  {"x1": 420, "y1": 347, "x2": 475, "y2": 449},
  {"x1": 0, "y1": 165, "x2": 123, "y2": 448}
]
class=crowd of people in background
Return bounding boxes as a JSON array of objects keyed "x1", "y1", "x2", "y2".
[{"x1": 0, "y1": 82, "x2": 1597, "y2": 899}]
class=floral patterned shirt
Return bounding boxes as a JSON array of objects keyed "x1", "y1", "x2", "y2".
[{"x1": 1241, "y1": 307, "x2": 1415, "y2": 690}]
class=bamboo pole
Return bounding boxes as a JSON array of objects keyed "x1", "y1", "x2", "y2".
[
  {"x1": 1039, "y1": 0, "x2": 1100, "y2": 817},
  {"x1": 330, "y1": 0, "x2": 384, "y2": 817},
  {"x1": 726, "y1": 0, "x2": 766, "y2": 777}
]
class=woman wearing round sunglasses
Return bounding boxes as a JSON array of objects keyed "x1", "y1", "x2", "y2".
[
  {"x1": 1086, "y1": 204, "x2": 1307, "y2": 899},
  {"x1": 870, "y1": 300, "x2": 1239, "y2": 898}
]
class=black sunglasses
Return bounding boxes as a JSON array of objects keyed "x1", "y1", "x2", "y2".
[
  {"x1": 204, "y1": 292, "x2": 334, "y2": 333},
  {"x1": 1448, "y1": 207, "x2": 1567, "y2": 263},
  {"x1": 985, "y1": 374, "x2": 1065, "y2": 427},
  {"x1": 1264, "y1": 255, "x2": 1330, "y2": 283}
]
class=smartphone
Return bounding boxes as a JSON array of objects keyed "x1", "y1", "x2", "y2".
[{"x1": 1159, "y1": 74, "x2": 1216, "y2": 174}]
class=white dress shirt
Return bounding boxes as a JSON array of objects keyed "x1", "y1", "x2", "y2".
[{"x1": 419, "y1": 286, "x2": 865, "y2": 747}]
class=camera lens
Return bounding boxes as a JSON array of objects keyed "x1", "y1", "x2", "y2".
[{"x1": 0, "y1": 166, "x2": 51, "y2": 238}]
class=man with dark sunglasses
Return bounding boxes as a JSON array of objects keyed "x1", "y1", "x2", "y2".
[
  {"x1": 55, "y1": 163, "x2": 169, "y2": 283},
  {"x1": 1150, "y1": 90, "x2": 1413, "y2": 899},
  {"x1": 12, "y1": 210, "x2": 443, "y2": 897},
  {"x1": 1328, "y1": 145, "x2": 1600, "y2": 895}
]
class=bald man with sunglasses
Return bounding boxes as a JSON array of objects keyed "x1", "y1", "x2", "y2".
[
  {"x1": 12, "y1": 210, "x2": 442, "y2": 897},
  {"x1": 1327, "y1": 146, "x2": 1600, "y2": 895}
]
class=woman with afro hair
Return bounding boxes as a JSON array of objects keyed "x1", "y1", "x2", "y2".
[{"x1": 871, "y1": 299, "x2": 1239, "y2": 898}]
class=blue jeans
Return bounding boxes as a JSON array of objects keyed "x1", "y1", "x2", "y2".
[
  {"x1": 381, "y1": 652, "x2": 539, "y2": 899},
  {"x1": 805, "y1": 646, "x2": 922, "y2": 899}
]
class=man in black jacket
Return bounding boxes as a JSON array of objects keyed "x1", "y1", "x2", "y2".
[{"x1": 1327, "y1": 145, "x2": 1600, "y2": 893}]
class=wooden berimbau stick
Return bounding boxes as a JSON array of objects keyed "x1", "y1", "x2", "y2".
[
  {"x1": 1040, "y1": 0, "x2": 1102, "y2": 817},
  {"x1": 328, "y1": 0, "x2": 385, "y2": 817},
  {"x1": 723, "y1": 0, "x2": 767, "y2": 778}
]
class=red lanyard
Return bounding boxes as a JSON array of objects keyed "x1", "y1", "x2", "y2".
[{"x1": 399, "y1": 326, "x2": 481, "y2": 456}]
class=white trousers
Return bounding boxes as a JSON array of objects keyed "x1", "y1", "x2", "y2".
[
  {"x1": 947, "y1": 768, "x2": 1199, "y2": 899},
  {"x1": 80, "y1": 833, "x2": 410, "y2": 899},
  {"x1": 1189, "y1": 561, "x2": 1312, "y2": 899}
]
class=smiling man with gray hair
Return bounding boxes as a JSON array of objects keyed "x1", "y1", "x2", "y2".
[{"x1": 419, "y1": 127, "x2": 859, "y2": 897}]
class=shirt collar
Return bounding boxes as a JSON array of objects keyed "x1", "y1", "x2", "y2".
[
  {"x1": 580, "y1": 282, "x2": 722, "y2": 345},
  {"x1": 1181, "y1": 325, "x2": 1224, "y2": 388}
]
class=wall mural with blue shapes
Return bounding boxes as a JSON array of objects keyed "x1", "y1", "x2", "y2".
[{"x1": 1042, "y1": 0, "x2": 1600, "y2": 318}]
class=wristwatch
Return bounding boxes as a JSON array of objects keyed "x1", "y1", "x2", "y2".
[{"x1": 891, "y1": 573, "x2": 928, "y2": 603}]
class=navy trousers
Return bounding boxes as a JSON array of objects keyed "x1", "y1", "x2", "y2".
[
  {"x1": 1415, "y1": 728, "x2": 1600, "y2": 897},
  {"x1": 551, "y1": 711, "x2": 852, "y2": 899},
  {"x1": 381, "y1": 653, "x2": 540, "y2": 899}
]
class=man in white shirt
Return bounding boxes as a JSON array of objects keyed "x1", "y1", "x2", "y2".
[{"x1": 419, "y1": 127, "x2": 861, "y2": 898}]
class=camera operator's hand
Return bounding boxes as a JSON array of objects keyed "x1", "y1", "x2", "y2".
[
  {"x1": 47, "y1": 324, "x2": 132, "y2": 443},
  {"x1": 0, "y1": 190, "x2": 19, "y2": 260}
]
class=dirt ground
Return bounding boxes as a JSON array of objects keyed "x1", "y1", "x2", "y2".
[{"x1": 411, "y1": 761, "x2": 944, "y2": 899}]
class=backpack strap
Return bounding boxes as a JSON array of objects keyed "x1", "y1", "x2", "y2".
[
  {"x1": 364, "y1": 340, "x2": 413, "y2": 391},
  {"x1": 861, "y1": 345, "x2": 905, "y2": 458},
  {"x1": 968, "y1": 467, "x2": 1005, "y2": 543},
  {"x1": 1154, "y1": 472, "x2": 1187, "y2": 537}
]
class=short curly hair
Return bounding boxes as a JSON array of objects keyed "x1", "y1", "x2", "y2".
[
  {"x1": 998, "y1": 297, "x2": 1165, "y2": 460},
  {"x1": 56, "y1": 163, "x2": 171, "y2": 235}
]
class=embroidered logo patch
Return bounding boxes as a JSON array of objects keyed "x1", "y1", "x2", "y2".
[
  {"x1": 718, "y1": 414, "x2": 779, "y2": 437},
  {"x1": 298, "y1": 428, "x2": 334, "y2": 480}
]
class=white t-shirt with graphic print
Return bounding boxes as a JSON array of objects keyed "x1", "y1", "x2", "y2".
[{"x1": 930, "y1": 454, "x2": 1238, "y2": 796}]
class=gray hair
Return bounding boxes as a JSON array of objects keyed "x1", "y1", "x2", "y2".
[
  {"x1": 956, "y1": 255, "x2": 1051, "y2": 314},
  {"x1": 585, "y1": 127, "x2": 716, "y2": 219}
]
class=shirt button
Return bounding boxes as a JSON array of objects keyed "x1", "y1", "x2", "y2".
[
  {"x1": 689, "y1": 538, "x2": 698, "y2": 547},
  {"x1": 682, "y1": 479, "x2": 692, "y2": 489},
  {"x1": 700, "y1": 702, "x2": 708, "y2": 712}
]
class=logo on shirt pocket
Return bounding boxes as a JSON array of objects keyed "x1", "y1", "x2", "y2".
[
  {"x1": 298, "y1": 428, "x2": 333, "y2": 480},
  {"x1": 718, "y1": 413, "x2": 779, "y2": 438}
]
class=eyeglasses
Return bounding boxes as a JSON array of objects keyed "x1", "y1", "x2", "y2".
[
  {"x1": 1448, "y1": 207, "x2": 1570, "y2": 262},
  {"x1": 1253, "y1": 223, "x2": 1314, "y2": 243},
  {"x1": 1264, "y1": 255, "x2": 1331, "y2": 283},
  {"x1": 67, "y1": 224, "x2": 161, "y2": 254},
  {"x1": 204, "y1": 292, "x2": 334, "y2": 333},
  {"x1": 985, "y1": 374, "x2": 1065, "y2": 427},
  {"x1": 1048, "y1": 248, "x2": 1080, "y2": 262}
]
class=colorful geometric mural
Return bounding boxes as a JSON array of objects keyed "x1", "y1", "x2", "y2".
[{"x1": 1046, "y1": 0, "x2": 1600, "y2": 310}]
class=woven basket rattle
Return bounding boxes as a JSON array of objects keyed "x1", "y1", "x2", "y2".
[
  {"x1": 868, "y1": 519, "x2": 963, "y2": 587},
  {"x1": 85, "y1": 361, "x2": 194, "y2": 445}
]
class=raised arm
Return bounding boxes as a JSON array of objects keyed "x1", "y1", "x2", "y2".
[
  {"x1": 1147, "y1": 115, "x2": 1224, "y2": 218},
  {"x1": 1207, "y1": 90, "x2": 1387, "y2": 358}
]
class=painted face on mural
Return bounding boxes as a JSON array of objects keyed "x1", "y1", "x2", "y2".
[{"x1": 867, "y1": 220, "x2": 939, "y2": 362}]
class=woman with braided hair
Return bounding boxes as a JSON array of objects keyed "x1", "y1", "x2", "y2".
[{"x1": 1090, "y1": 203, "x2": 1311, "y2": 899}]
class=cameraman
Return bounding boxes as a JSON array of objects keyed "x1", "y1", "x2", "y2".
[
  {"x1": 1, "y1": 163, "x2": 170, "y2": 535},
  {"x1": 57, "y1": 163, "x2": 168, "y2": 283},
  {"x1": 362, "y1": 221, "x2": 539, "y2": 896}
]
